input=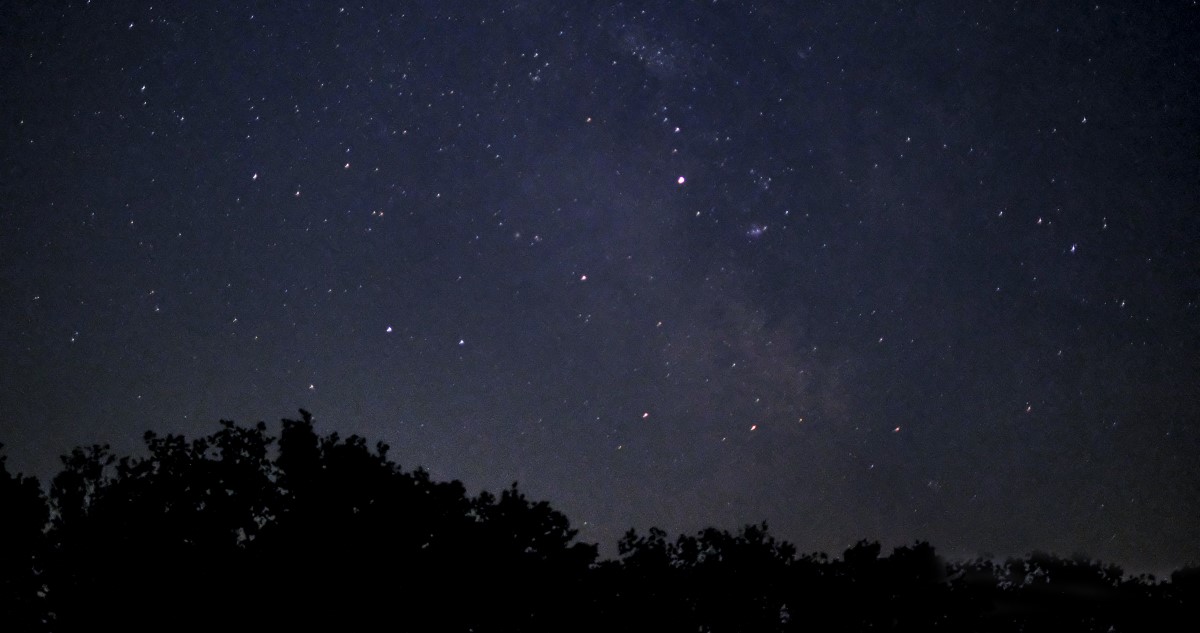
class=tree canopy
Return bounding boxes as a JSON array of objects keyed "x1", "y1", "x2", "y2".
[{"x1": 1, "y1": 413, "x2": 1195, "y2": 632}]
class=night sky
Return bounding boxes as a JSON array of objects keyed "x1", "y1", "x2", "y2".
[{"x1": 2, "y1": 1, "x2": 1197, "y2": 574}]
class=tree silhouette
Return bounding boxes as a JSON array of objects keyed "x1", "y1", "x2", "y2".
[
  {"x1": 0, "y1": 447, "x2": 47, "y2": 631},
  {"x1": 0, "y1": 413, "x2": 1194, "y2": 632},
  {"x1": 43, "y1": 423, "x2": 277, "y2": 631}
]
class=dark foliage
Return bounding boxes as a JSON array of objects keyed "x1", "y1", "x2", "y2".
[
  {"x1": 0, "y1": 414, "x2": 1195, "y2": 632},
  {"x1": 0, "y1": 448, "x2": 47, "y2": 630}
]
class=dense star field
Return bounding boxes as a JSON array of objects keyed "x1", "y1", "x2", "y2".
[{"x1": 1, "y1": 1, "x2": 1197, "y2": 573}]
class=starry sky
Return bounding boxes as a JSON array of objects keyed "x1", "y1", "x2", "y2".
[{"x1": 2, "y1": 1, "x2": 1197, "y2": 573}]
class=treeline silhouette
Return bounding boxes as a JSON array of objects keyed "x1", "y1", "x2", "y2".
[{"x1": 1, "y1": 412, "x2": 1196, "y2": 632}]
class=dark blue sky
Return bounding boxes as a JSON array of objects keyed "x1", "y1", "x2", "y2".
[{"x1": 2, "y1": 0, "x2": 1197, "y2": 573}]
